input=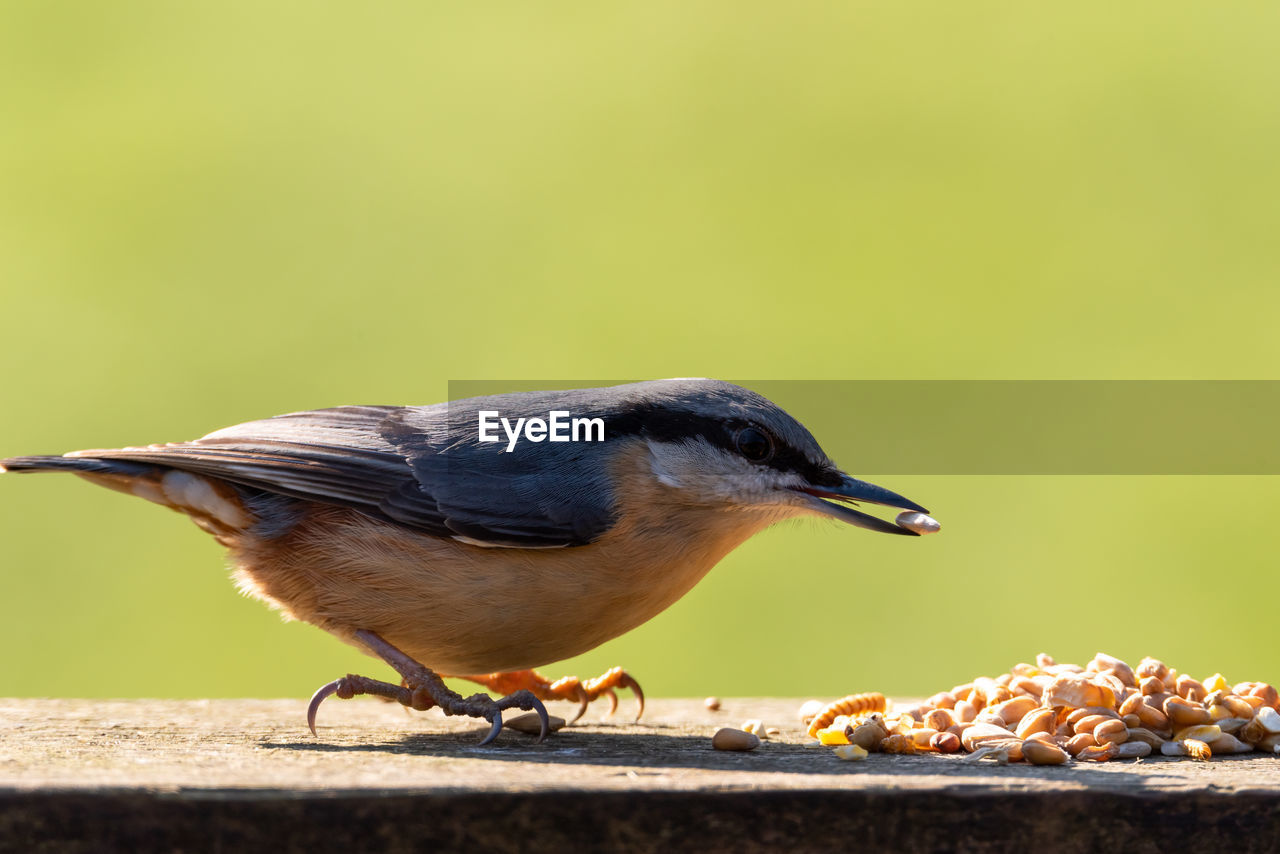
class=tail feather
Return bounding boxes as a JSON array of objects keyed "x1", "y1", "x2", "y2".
[
  {"x1": 1, "y1": 455, "x2": 155, "y2": 477},
  {"x1": 2, "y1": 453, "x2": 254, "y2": 538}
]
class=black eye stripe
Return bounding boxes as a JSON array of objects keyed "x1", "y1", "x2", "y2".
[{"x1": 603, "y1": 404, "x2": 841, "y2": 486}]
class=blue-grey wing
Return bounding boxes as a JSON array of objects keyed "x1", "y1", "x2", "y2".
[
  {"x1": 67, "y1": 400, "x2": 621, "y2": 548},
  {"x1": 378, "y1": 394, "x2": 622, "y2": 547}
]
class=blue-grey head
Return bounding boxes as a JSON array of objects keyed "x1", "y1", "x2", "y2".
[{"x1": 597, "y1": 379, "x2": 929, "y2": 535}]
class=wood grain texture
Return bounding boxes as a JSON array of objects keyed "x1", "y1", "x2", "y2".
[{"x1": 2, "y1": 698, "x2": 1278, "y2": 852}]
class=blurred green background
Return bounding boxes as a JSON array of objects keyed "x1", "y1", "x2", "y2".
[{"x1": 2, "y1": 3, "x2": 1278, "y2": 702}]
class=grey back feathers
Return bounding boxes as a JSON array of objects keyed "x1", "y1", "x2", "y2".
[{"x1": 3, "y1": 380, "x2": 838, "y2": 549}]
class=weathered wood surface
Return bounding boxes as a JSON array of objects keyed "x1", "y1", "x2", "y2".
[{"x1": 2, "y1": 698, "x2": 1278, "y2": 852}]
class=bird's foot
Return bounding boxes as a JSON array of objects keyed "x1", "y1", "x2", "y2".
[
  {"x1": 457, "y1": 666, "x2": 644, "y2": 724},
  {"x1": 307, "y1": 630, "x2": 550, "y2": 745}
]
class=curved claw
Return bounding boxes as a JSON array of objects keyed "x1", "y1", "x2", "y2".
[
  {"x1": 530, "y1": 697, "x2": 550, "y2": 743},
  {"x1": 505, "y1": 691, "x2": 551, "y2": 743},
  {"x1": 477, "y1": 713, "x2": 505, "y2": 746},
  {"x1": 307, "y1": 679, "x2": 343, "y2": 736},
  {"x1": 567, "y1": 683, "x2": 590, "y2": 725},
  {"x1": 602, "y1": 688, "x2": 619, "y2": 719},
  {"x1": 619, "y1": 674, "x2": 646, "y2": 722}
]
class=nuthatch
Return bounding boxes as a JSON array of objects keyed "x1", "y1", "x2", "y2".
[{"x1": 2, "y1": 379, "x2": 935, "y2": 743}]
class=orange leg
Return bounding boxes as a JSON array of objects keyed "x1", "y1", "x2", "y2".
[{"x1": 454, "y1": 667, "x2": 645, "y2": 724}]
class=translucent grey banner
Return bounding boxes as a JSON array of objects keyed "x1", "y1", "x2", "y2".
[{"x1": 447, "y1": 380, "x2": 1280, "y2": 474}]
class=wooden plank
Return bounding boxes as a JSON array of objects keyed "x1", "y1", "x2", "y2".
[{"x1": 2, "y1": 698, "x2": 1278, "y2": 852}]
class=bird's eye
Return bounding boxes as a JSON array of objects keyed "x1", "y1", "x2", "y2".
[{"x1": 734, "y1": 426, "x2": 773, "y2": 463}]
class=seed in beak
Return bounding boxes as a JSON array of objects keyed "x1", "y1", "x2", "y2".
[{"x1": 896, "y1": 511, "x2": 941, "y2": 535}]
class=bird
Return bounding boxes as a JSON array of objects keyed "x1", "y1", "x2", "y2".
[{"x1": 1, "y1": 379, "x2": 936, "y2": 744}]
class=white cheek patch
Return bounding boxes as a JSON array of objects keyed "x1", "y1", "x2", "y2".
[
  {"x1": 161, "y1": 470, "x2": 249, "y2": 528},
  {"x1": 646, "y1": 438, "x2": 802, "y2": 504},
  {"x1": 646, "y1": 443, "x2": 686, "y2": 488}
]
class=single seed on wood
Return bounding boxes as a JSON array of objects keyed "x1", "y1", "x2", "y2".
[
  {"x1": 712, "y1": 728, "x2": 760, "y2": 751},
  {"x1": 766, "y1": 727, "x2": 781, "y2": 737},
  {"x1": 506, "y1": 713, "x2": 566, "y2": 735},
  {"x1": 896, "y1": 511, "x2": 941, "y2": 534},
  {"x1": 832, "y1": 744, "x2": 868, "y2": 761},
  {"x1": 705, "y1": 697, "x2": 721, "y2": 711}
]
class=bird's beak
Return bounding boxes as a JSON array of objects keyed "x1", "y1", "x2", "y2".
[{"x1": 793, "y1": 474, "x2": 930, "y2": 536}]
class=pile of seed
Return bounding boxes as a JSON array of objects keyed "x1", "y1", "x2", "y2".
[{"x1": 803, "y1": 653, "x2": 1280, "y2": 764}]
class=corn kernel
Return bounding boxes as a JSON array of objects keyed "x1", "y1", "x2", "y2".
[
  {"x1": 1203, "y1": 673, "x2": 1229, "y2": 693},
  {"x1": 833, "y1": 744, "x2": 868, "y2": 761}
]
